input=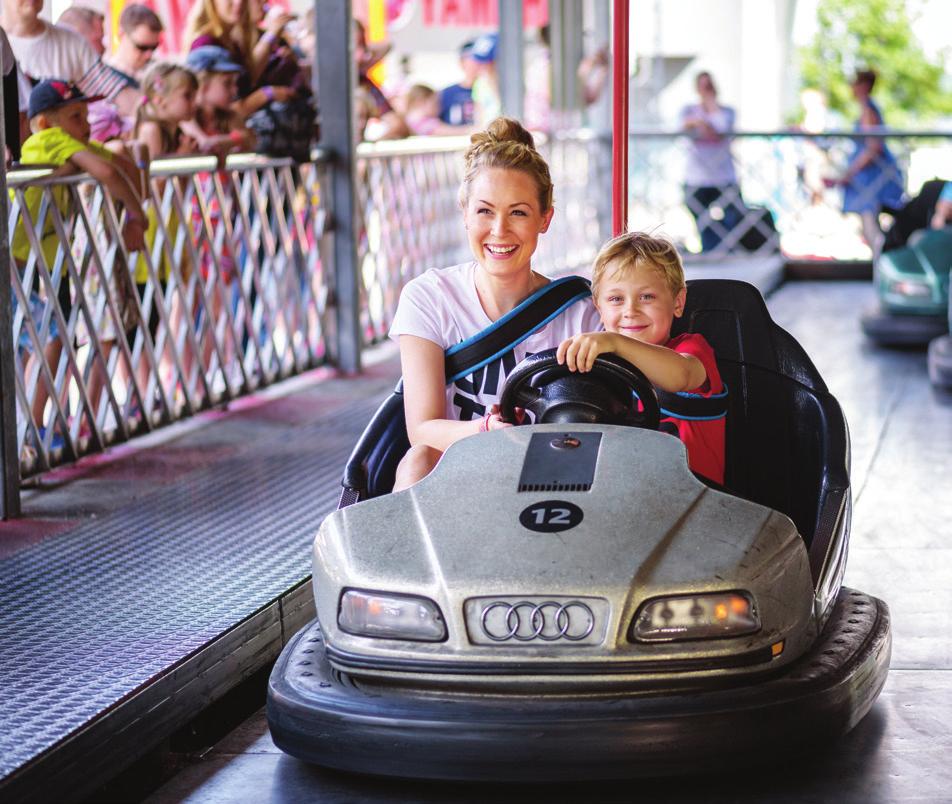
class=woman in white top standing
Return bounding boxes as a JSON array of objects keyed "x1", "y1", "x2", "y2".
[
  {"x1": 680, "y1": 71, "x2": 743, "y2": 253},
  {"x1": 389, "y1": 117, "x2": 601, "y2": 490}
]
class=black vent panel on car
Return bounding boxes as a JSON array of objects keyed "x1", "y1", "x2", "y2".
[{"x1": 518, "y1": 432, "x2": 601, "y2": 492}]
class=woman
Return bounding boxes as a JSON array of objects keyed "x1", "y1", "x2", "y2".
[
  {"x1": 679, "y1": 71, "x2": 743, "y2": 253},
  {"x1": 830, "y1": 69, "x2": 904, "y2": 257},
  {"x1": 184, "y1": 0, "x2": 295, "y2": 121},
  {"x1": 389, "y1": 117, "x2": 601, "y2": 490}
]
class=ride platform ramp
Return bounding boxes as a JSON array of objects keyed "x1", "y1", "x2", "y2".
[{"x1": 0, "y1": 350, "x2": 402, "y2": 804}]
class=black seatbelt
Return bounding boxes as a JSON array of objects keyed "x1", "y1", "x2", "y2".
[{"x1": 443, "y1": 275, "x2": 591, "y2": 384}]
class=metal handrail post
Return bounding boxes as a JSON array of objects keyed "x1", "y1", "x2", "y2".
[
  {"x1": 0, "y1": 60, "x2": 20, "y2": 517},
  {"x1": 317, "y1": 0, "x2": 361, "y2": 373},
  {"x1": 498, "y1": 0, "x2": 524, "y2": 121}
]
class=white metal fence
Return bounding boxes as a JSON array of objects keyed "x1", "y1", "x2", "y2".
[{"x1": 7, "y1": 153, "x2": 333, "y2": 476}]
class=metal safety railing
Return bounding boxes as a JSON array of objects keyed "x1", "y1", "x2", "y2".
[
  {"x1": 628, "y1": 129, "x2": 952, "y2": 261},
  {"x1": 7, "y1": 152, "x2": 333, "y2": 477}
]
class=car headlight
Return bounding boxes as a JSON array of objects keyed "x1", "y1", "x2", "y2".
[
  {"x1": 888, "y1": 279, "x2": 932, "y2": 298},
  {"x1": 631, "y1": 591, "x2": 760, "y2": 642},
  {"x1": 338, "y1": 589, "x2": 447, "y2": 642}
]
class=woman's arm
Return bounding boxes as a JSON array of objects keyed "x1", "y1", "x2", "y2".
[
  {"x1": 233, "y1": 84, "x2": 296, "y2": 120},
  {"x1": 249, "y1": 8, "x2": 296, "y2": 83},
  {"x1": 400, "y1": 335, "x2": 507, "y2": 451},
  {"x1": 557, "y1": 332, "x2": 707, "y2": 392}
]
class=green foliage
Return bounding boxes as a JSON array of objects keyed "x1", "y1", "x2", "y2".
[{"x1": 798, "y1": 0, "x2": 952, "y2": 126}]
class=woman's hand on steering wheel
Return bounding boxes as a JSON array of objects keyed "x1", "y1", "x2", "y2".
[
  {"x1": 484, "y1": 404, "x2": 525, "y2": 430},
  {"x1": 557, "y1": 332, "x2": 619, "y2": 373}
]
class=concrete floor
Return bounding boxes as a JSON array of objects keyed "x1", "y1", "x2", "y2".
[{"x1": 145, "y1": 280, "x2": 952, "y2": 804}]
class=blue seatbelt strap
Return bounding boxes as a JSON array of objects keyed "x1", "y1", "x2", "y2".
[
  {"x1": 634, "y1": 385, "x2": 729, "y2": 421},
  {"x1": 443, "y1": 276, "x2": 592, "y2": 385}
]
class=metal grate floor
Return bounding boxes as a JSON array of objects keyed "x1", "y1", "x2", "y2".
[{"x1": 0, "y1": 373, "x2": 396, "y2": 783}]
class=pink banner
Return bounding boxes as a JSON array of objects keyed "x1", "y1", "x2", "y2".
[{"x1": 421, "y1": 0, "x2": 548, "y2": 28}]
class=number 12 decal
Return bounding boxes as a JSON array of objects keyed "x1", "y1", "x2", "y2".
[{"x1": 519, "y1": 501, "x2": 584, "y2": 533}]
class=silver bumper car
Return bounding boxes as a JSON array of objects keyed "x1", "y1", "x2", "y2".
[{"x1": 267, "y1": 280, "x2": 890, "y2": 780}]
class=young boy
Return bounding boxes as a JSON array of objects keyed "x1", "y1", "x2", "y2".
[
  {"x1": 11, "y1": 79, "x2": 147, "y2": 441},
  {"x1": 557, "y1": 231, "x2": 725, "y2": 484},
  {"x1": 12, "y1": 79, "x2": 146, "y2": 264}
]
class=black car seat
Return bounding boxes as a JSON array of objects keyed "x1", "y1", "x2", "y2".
[
  {"x1": 670, "y1": 279, "x2": 850, "y2": 580},
  {"x1": 882, "y1": 178, "x2": 946, "y2": 253}
]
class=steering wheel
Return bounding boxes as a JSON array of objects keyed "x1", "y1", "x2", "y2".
[{"x1": 498, "y1": 348, "x2": 661, "y2": 429}]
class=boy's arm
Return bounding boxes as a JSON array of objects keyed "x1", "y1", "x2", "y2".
[
  {"x1": 68, "y1": 149, "x2": 146, "y2": 250},
  {"x1": 108, "y1": 147, "x2": 147, "y2": 202},
  {"x1": 557, "y1": 332, "x2": 708, "y2": 393}
]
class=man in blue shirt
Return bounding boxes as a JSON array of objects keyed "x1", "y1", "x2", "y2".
[{"x1": 438, "y1": 40, "x2": 480, "y2": 126}]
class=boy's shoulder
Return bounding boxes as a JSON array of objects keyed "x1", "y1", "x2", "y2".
[
  {"x1": 22, "y1": 128, "x2": 114, "y2": 167},
  {"x1": 666, "y1": 332, "x2": 715, "y2": 355}
]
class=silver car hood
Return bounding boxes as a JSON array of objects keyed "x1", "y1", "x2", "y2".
[{"x1": 313, "y1": 424, "x2": 815, "y2": 679}]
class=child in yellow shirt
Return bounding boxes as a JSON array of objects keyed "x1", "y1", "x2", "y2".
[{"x1": 11, "y1": 80, "x2": 147, "y2": 446}]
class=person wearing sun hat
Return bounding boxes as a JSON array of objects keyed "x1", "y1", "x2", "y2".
[{"x1": 182, "y1": 45, "x2": 256, "y2": 156}]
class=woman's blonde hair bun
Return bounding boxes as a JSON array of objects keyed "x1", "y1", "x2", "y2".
[
  {"x1": 460, "y1": 117, "x2": 552, "y2": 212},
  {"x1": 470, "y1": 116, "x2": 536, "y2": 150}
]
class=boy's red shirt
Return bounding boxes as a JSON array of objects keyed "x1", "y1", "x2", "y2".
[{"x1": 662, "y1": 332, "x2": 726, "y2": 484}]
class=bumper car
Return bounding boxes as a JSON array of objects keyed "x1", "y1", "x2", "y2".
[
  {"x1": 928, "y1": 269, "x2": 952, "y2": 388},
  {"x1": 267, "y1": 279, "x2": 891, "y2": 780},
  {"x1": 861, "y1": 182, "x2": 951, "y2": 346}
]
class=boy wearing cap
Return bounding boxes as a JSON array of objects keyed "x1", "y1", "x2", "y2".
[
  {"x1": 12, "y1": 79, "x2": 146, "y2": 265},
  {"x1": 11, "y1": 79, "x2": 147, "y2": 437}
]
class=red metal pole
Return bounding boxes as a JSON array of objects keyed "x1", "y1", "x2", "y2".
[{"x1": 611, "y1": 0, "x2": 629, "y2": 237}]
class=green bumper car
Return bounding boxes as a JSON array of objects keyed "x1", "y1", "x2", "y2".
[{"x1": 861, "y1": 227, "x2": 951, "y2": 346}]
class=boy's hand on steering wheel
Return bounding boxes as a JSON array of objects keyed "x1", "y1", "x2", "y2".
[{"x1": 557, "y1": 332, "x2": 616, "y2": 373}]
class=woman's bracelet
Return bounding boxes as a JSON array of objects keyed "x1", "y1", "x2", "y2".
[
  {"x1": 478, "y1": 412, "x2": 492, "y2": 433},
  {"x1": 262, "y1": 85, "x2": 275, "y2": 103},
  {"x1": 228, "y1": 130, "x2": 245, "y2": 145},
  {"x1": 261, "y1": 30, "x2": 277, "y2": 46}
]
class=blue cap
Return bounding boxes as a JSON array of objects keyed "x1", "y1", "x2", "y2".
[
  {"x1": 470, "y1": 33, "x2": 497, "y2": 63},
  {"x1": 28, "y1": 79, "x2": 103, "y2": 119},
  {"x1": 185, "y1": 45, "x2": 245, "y2": 74}
]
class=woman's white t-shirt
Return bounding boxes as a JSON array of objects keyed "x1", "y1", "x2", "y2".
[{"x1": 389, "y1": 262, "x2": 601, "y2": 421}]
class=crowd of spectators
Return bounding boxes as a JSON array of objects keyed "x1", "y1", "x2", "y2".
[
  {"x1": 1, "y1": 0, "x2": 320, "y2": 167},
  {"x1": 1, "y1": 3, "x2": 594, "y2": 165}
]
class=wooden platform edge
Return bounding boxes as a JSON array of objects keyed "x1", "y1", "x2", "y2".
[{"x1": 0, "y1": 581, "x2": 315, "y2": 804}]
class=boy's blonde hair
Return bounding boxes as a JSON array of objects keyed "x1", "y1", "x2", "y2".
[{"x1": 591, "y1": 231, "x2": 685, "y2": 299}]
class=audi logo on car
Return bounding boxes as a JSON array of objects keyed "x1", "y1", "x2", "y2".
[{"x1": 479, "y1": 600, "x2": 596, "y2": 642}]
